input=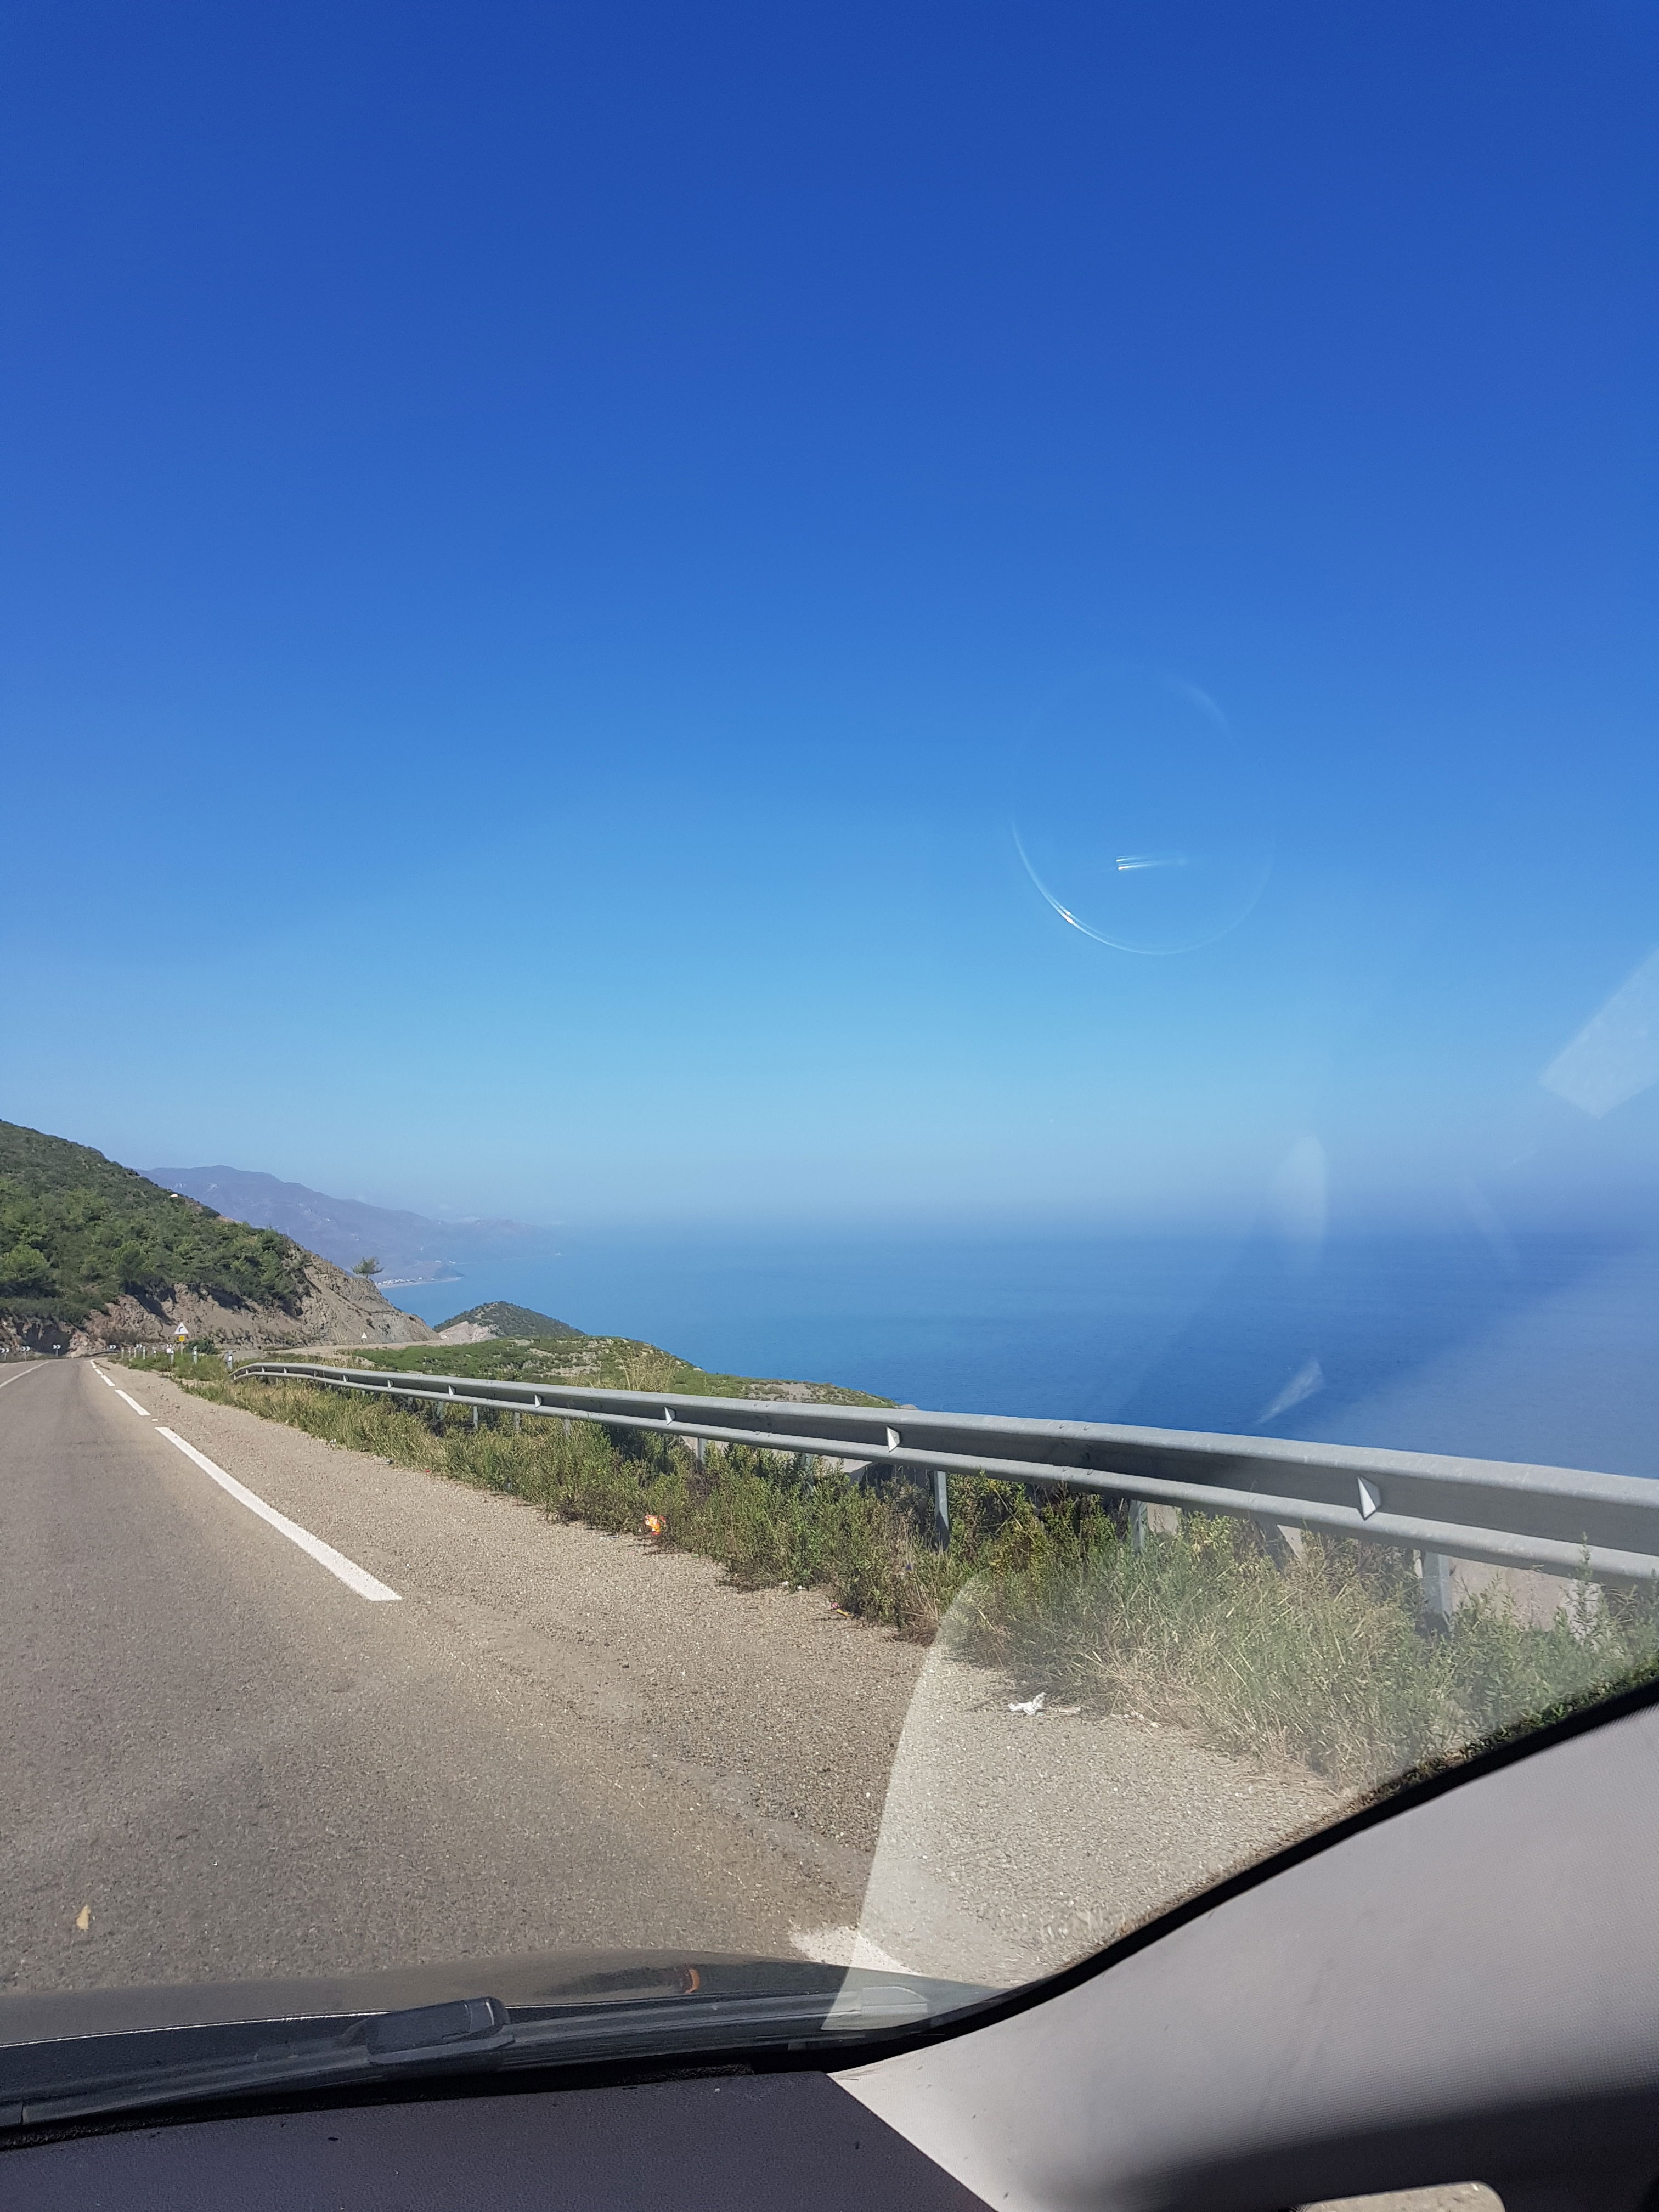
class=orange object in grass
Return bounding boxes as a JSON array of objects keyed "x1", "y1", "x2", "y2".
[{"x1": 644, "y1": 1514, "x2": 665, "y2": 1537}]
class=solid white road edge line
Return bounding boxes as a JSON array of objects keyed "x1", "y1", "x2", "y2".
[
  {"x1": 0, "y1": 1368, "x2": 43, "y2": 1389},
  {"x1": 116, "y1": 1390, "x2": 151, "y2": 1416},
  {"x1": 155, "y1": 1426, "x2": 402, "y2": 1603}
]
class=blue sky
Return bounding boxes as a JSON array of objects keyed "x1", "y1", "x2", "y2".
[{"x1": 3, "y1": 0, "x2": 1656, "y2": 1231}]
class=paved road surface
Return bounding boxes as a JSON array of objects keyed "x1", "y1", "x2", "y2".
[{"x1": 0, "y1": 1357, "x2": 919, "y2": 2011}]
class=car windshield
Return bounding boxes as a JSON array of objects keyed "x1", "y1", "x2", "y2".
[{"x1": 3, "y1": 0, "x2": 1657, "y2": 2123}]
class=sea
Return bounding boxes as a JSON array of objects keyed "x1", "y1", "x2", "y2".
[{"x1": 387, "y1": 1222, "x2": 1659, "y2": 1481}]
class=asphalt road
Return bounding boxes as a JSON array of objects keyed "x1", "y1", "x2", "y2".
[{"x1": 0, "y1": 1357, "x2": 918, "y2": 2012}]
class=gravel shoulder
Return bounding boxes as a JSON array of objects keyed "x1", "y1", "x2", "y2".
[{"x1": 855, "y1": 1637, "x2": 1342, "y2": 1985}]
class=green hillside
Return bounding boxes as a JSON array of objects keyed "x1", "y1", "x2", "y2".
[
  {"x1": 343, "y1": 1330, "x2": 894, "y2": 1406},
  {"x1": 434, "y1": 1300, "x2": 584, "y2": 1339},
  {"x1": 0, "y1": 1120, "x2": 305, "y2": 1334}
]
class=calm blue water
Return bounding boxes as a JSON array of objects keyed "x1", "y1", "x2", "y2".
[{"x1": 390, "y1": 1225, "x2": 1659, "y2": 1480}]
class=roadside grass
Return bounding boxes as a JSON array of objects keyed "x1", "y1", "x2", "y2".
[
  {"x1": 131, "y1": 1359, "x2": 1659, "y2": 1793},
  {"x1": 948, "y1": 1503, "x2": 1659, "y2": 1791}
]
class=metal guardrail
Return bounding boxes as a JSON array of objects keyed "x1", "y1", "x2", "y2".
[{"x1": 228, "y1": 1359, "x2": 1659, "y2": 1587}]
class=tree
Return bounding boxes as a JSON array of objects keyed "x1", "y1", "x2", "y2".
[
  {"x1": 353, "y1": 1256, "x2": 382, "y2": 1277},
  {"x1": 0, "y1": 1242, "x2": 54, "y2": 1295}
]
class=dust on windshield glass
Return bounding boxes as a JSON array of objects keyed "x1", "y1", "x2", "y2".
[{"x1": 2, "y1": 0, "x2": 1655, "y2": 2060}]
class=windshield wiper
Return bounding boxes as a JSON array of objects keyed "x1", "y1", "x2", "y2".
[{"x1": 0, "y1": 1977, "x2": 957, "y2": 2130}]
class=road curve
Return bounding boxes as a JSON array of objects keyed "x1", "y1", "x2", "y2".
[{"x1": 1, "y1": 1359, "x2": 920, "y2": 2010}]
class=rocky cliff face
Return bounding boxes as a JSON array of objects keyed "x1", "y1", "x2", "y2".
[
  {"x1": 293, "y1": 1255, "x2": 438, "y2": 1348},
  {"x1": 55, "y1": 1254, "x2": 437, "y2": 1356}
]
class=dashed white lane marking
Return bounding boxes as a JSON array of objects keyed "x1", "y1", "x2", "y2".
[
  {"x1": 116, "y1": 1390, "x2": 151, "y2": 1417},
  {"x1": 155, "y1": 1426, "x2": 401, "y2": 1603}
]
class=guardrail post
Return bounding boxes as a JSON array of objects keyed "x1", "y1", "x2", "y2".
[
  {"x1": 1420, "y1": 1549, "x2": 1455, "y2": 1627},
  {"x1": 1131, "y1": 1500, "x2": 1181, "y2": 1553},
  {"x1": 932, "y1": 1469, "x2": 950, "y2": 1546}
]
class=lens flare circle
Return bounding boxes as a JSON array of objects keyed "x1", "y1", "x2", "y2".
[{"x1": 1012, "y1": 670, "x2": 1274, "y2": 955}]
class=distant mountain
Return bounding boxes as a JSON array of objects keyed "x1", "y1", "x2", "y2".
[
  {"x1": 0, "y1": 1120, "x2": 432, "y2": 1353},
  {"x1": 144, "y1": 1166, "x2": 535, "y2": 1287},
  {"x1": 434, "y1": 1301, "x2": 583, "y2": 1342}
]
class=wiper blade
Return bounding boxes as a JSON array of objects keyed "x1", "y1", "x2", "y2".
[
  {"x1": 505, "y1": 1978, "x2": 935, "y2": 2062},
  {"x1": 0, "y1": 1979, "x2": 949, "y2": 2130},
  {"x1": 364, "y1": 1995, "x2": 513, "y2": 2065}
]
